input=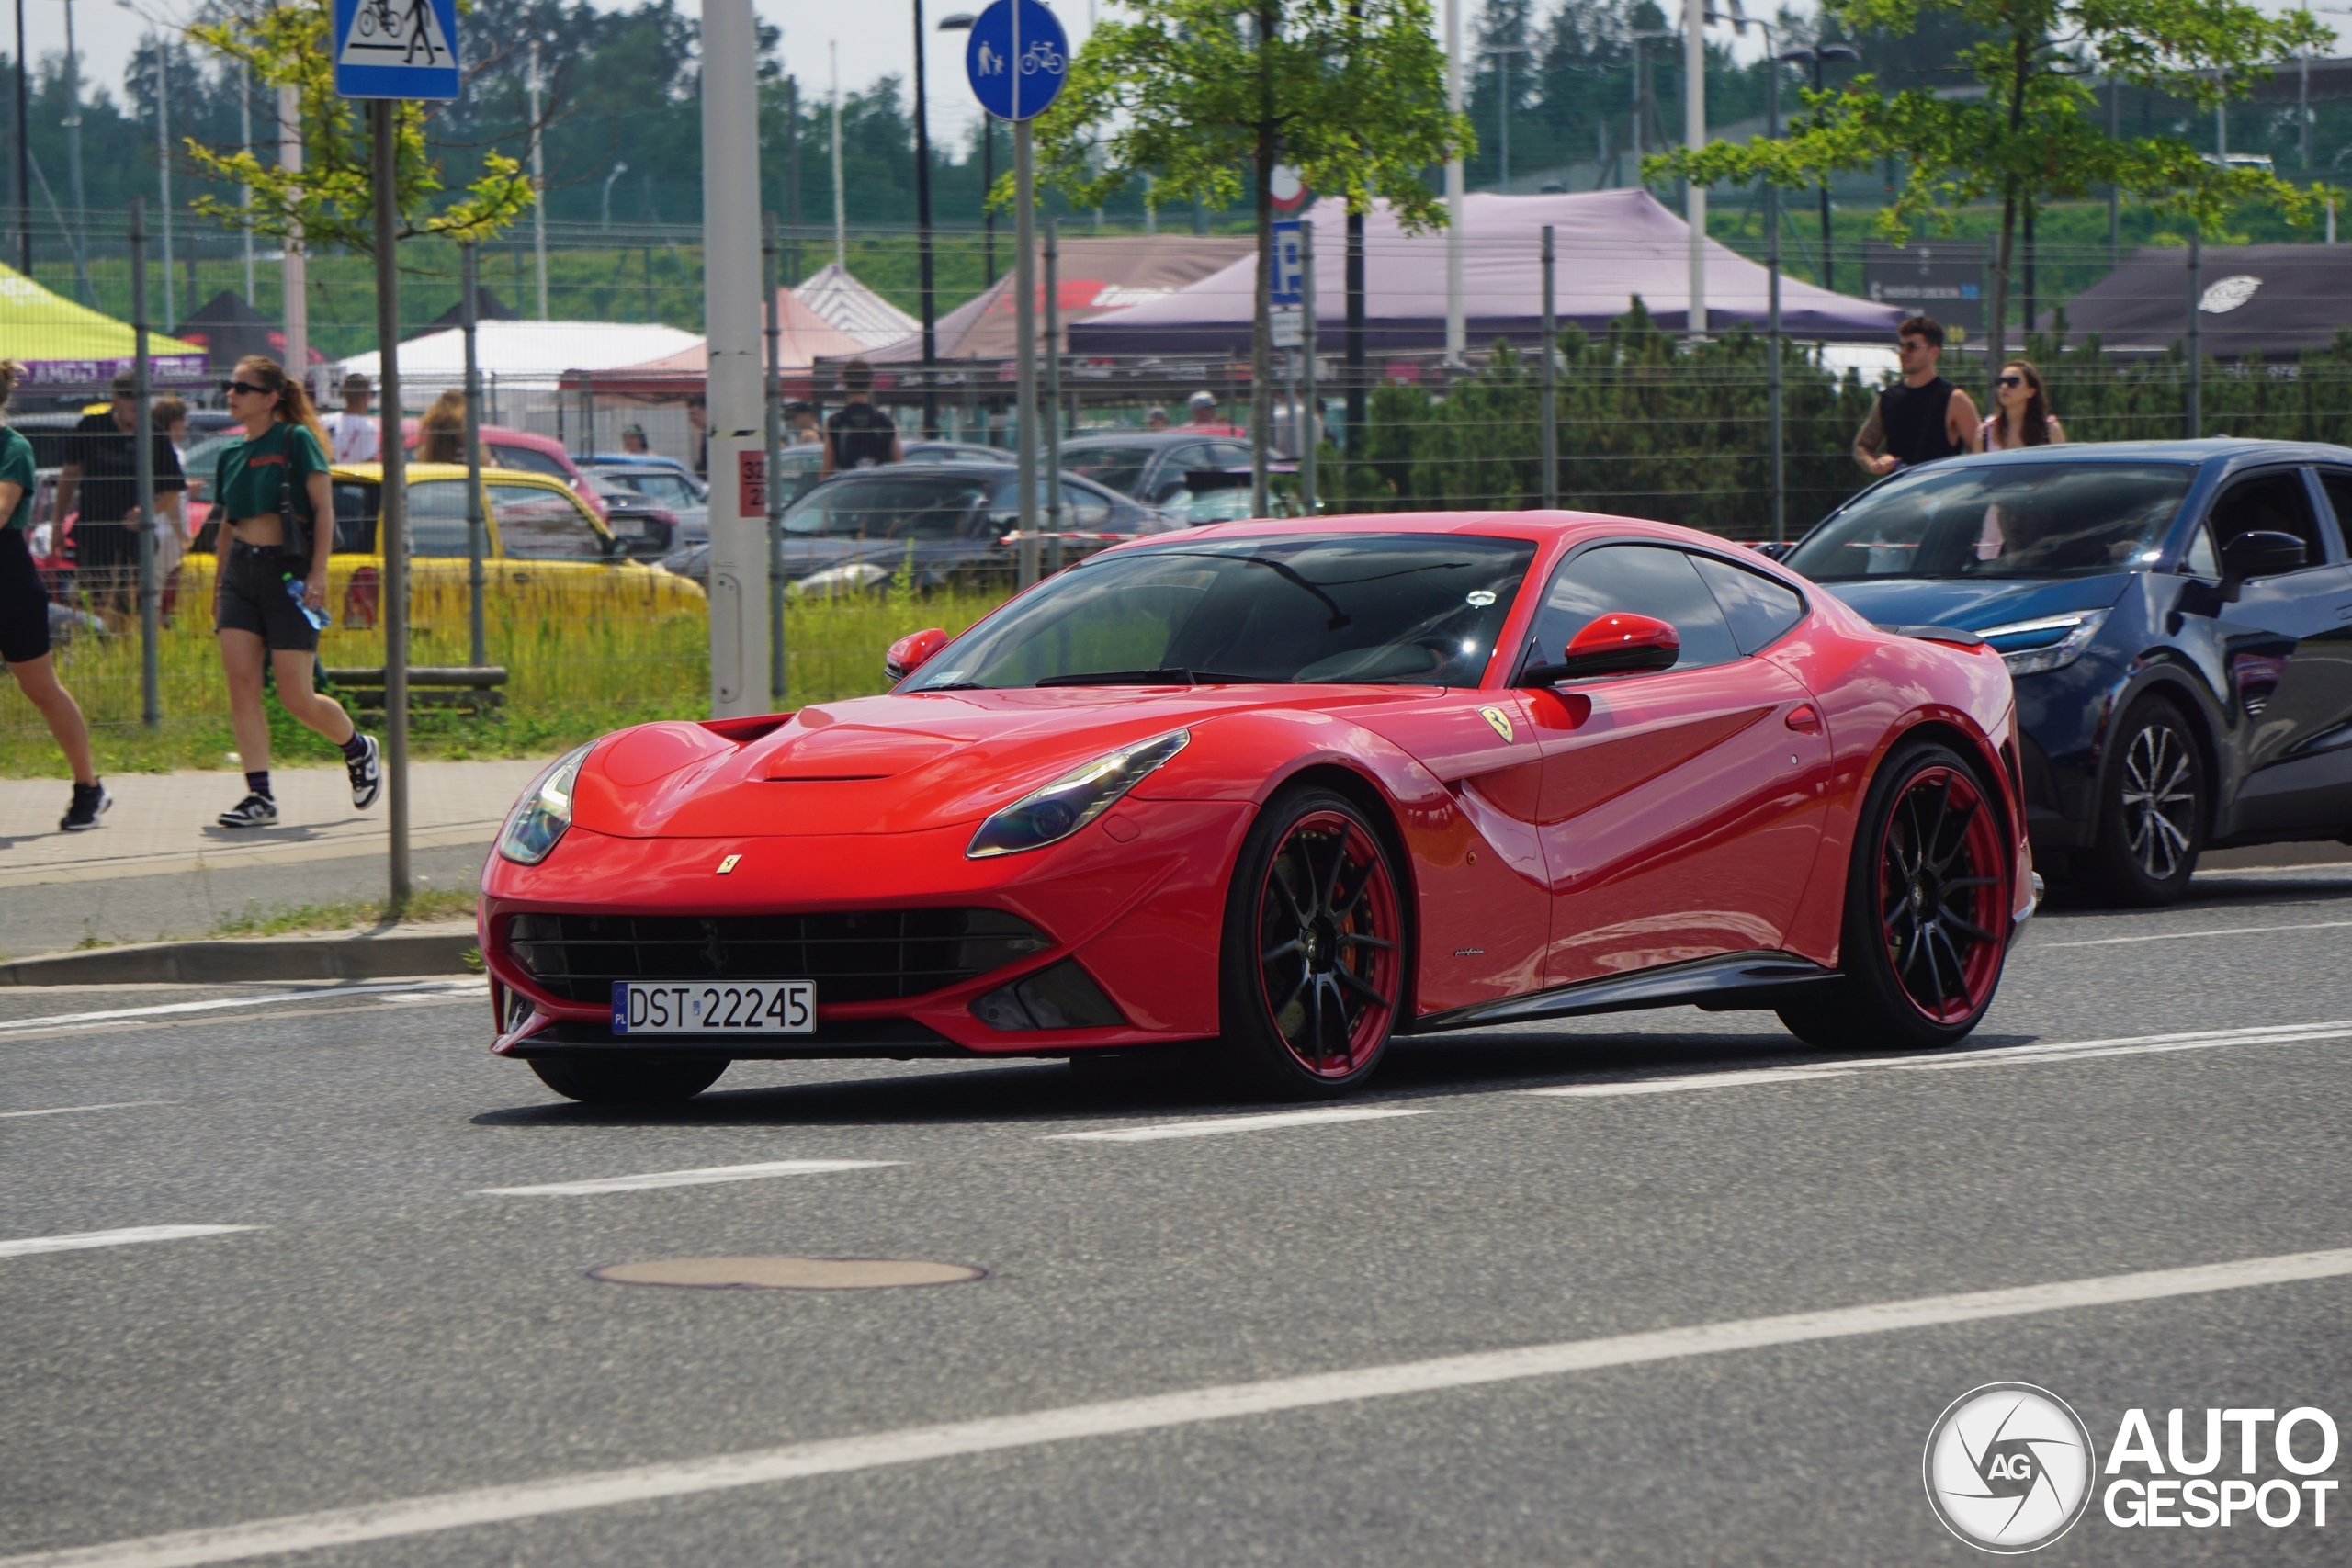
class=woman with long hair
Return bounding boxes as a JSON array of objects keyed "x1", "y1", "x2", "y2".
[
  {"x1": 0, "y1": 361, "x2": 108, "y2": 830},
  {"x1": 1982, "y1": 360, "x2": 2067, "y2": 451},
  {"x1": 418, "y1": 389, "x2": 466, "y2": 464},
  {"x1": 210, "y1": 355, "x2": 380, "y2": 828}
]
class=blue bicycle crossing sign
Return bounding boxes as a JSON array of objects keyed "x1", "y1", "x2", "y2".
[
  {"x1": 332, "y1": 0, "x2": 462, "y2": 101},
  {"x1": 965, "y1": 0, "x2": 1068, "y2": 122}
]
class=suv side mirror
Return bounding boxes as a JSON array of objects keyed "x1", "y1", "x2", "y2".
[
  {"x1": 2221, "y1": 529, "x2": 2306, "y2": 592},
  {"x1": 885, "y1": 626, "x2": 950, "y2": 683},
  {"x1": 1520, "y1": 613, "x2": 1680, "y2": 684}
]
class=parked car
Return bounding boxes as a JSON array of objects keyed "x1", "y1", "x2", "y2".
[
  {"x1": 659, "y1": 461, "x2": 1169, "y2": 592},
  {"x1": 1060, "y1": 431, "x2": 1261, "y2": 508},
  {"x1": 767, "y1": 439, "x2": 1007, "y2": 506},
  {"x1": 585, "y1": 462, "x2": 708, "y2": 547},
  {"x1": 582, "y1": 475, "x2": 684, "y2": 558},
  {"x1": 398, "y1": 422, "x2": 613, "y2": 525},
  {"x1": 588, "y1": 452, "x2": 702, "y2": 484},
  {"x1": 1781, "y1": 439, "x2": 2352, "y2": 905},
  {"x1": 176, "y1": 464, "x2": 707, "y2": 634}
]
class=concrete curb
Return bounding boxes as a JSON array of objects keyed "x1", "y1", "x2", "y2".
[{"x1": 0, "y1": 924, "x2": 480, "y2": 986}]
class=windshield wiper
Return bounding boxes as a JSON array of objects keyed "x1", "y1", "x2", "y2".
[{"x1": 1035, "y1": 669, "x2": 1276, "y2": 687}]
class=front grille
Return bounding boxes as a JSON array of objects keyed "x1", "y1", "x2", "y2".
[{"x1": 506, "y1": 909, "x2": 1051, "y2": 1006}]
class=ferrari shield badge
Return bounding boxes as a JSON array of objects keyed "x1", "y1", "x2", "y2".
[
  {"x1": 716, "y1": 854, "x2": 741, "y2": 874},
  {"x1": 1478, "y1": 706, "x2": 1514, "y2": 743}
]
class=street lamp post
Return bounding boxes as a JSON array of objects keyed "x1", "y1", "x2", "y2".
[
  {"x1": 913, "y1": 0, "x2": 940, "y2": 437},
  {"x1": 1481, "y1": 45, "x2": 1527, "y2": 188},
  {"x1": 600, "y1": 161, "x2": 628, "y2": 230},
  {"x1": 119, "y1": 2, "x2": 177, "y2": 328},
  {"x1": 939, "y1": 15, "x2": 994, "y2": 283},
  {"x1": 1722, "y1": 6, "x2": 1789, "y2": 542},
  {"x1": 1774, "y1": 43, "x2": 1857, "y2": 292}
]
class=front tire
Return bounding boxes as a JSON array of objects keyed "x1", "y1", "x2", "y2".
[
  {"x1": 529, "y1": 1056, "x2": 728, "y2": 1105},
  {"x1": 2086, "y1": 696, "x2": 2204, "y2": 907},
  {"x1": 1216, "y1": 787, "x2": 1407, "y2": 1098},
  {"x1": 1778, "y1": 740, "x2": 2011, "y2": 1053}
]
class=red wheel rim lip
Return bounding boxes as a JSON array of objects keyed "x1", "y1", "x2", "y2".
[
  {"x1": 1876, "y1": 764, "x2": 2007, "y2": 1026},
  {"x1": 1253, "y1": 808, "x2": 1401, "y2": 1079}
]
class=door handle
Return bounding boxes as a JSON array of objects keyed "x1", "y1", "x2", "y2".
[
  {"x1": 2335, "y1": 602, "x2": 2352, "y2": 621},
  {"x1": 1784, "y1": 703, "x2": 1823, "y2": 734}
]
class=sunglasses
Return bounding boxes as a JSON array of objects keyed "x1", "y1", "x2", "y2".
[
  {"x1": 220, "y1": 379, "x2": 274, "y2": 397},
  {"x1": 1997, "y1": 375, "x2": 2028, "y2": 389}
]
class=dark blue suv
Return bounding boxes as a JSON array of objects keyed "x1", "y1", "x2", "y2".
[{"x1": 1782, "y1": 440, "x2": 2352, "y2": 904}]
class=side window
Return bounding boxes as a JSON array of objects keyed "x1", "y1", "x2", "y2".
[
  {"x1": 333, "y1": 482, "x2": 379, "y2": 554},
  {"x1": 489, "y1": 483, "x2": 603, "y2": 559},
  {"x1": 405, "y1": 480, "x2": 475, "y2": 558},
  {"x1": 1062, "y1": 483, "x2": 1113, "y2": 529},
  {"x1": 2207, "y1": 469, "x2": 2324, "y2": 568},
  {"x1": 2181, "y1": 524, "x2": 2221, "y2": 578},
  {"x1": 2318, "y1": 471, "x2": 2352, "y2": 555},
  {"x1": 1690, "y1": 554, "x2": 1806, "y2": 655},
  {"x1": 1208, "y1": 442, "x2": 1253, "y2": 469},
  {"x1": 1529, "y1": 545, "x2": 1743, "y2": 673},
  {"x1": 487, "y1": 443, "x2": 571, "y2": 481}
]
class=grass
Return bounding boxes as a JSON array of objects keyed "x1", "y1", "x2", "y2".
[
  {"x1": 207, "y1": 886, "x2": 481, "y2": 939},
  {"x1": 0, "y1": 579, "x2": 1014, "y2": 778}
]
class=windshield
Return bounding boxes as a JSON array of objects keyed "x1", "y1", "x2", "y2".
[
  {"x1": 907, "y1": 533, "x2": 1537, "y2": 690},
  {"x1": 1786, "y1": 461, "x2": 2196, "y2": 581},
  {"x1": 784, "y1": 475, "x2": 994, "y2": 541},
  {"x1": 1064, "y1": 445, "x2": 1156, "y2": 494}
]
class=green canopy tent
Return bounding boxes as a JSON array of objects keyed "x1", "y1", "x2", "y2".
[{"x1": 1, "y1": 265, "x2": 208, "y2": 401}]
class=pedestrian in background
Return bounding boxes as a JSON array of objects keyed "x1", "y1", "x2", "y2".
[
  {"x1": 418, "y1": 389, "x2": 466, "y2": 463},
  {"x1": 620, "y1": 424, "x2": 651, "y2": 455},
  {"x1": 1982, "y1": 360, "x2": 2066, "y2": 450},
  {"x1": 209, "y1": 355, "x2": 380, "y2": 829},
  {"x1": 153, "y1": 396, "x2": 190, "y2": 454},
  {"x1": 325, "y1": 374, "x2": 380, "y2": 464},
  {"x1": 54, "y1": 370, "x2": 185, "y2": 629},
  {"x1": 1143, "y1": 406, "x2": 1170, "y2": 432},
  {"x1": 0, "y1": 362, "x2": 108, "y2": 830},
  {"x1": 820, "y1": 360, "x2": 904, "y2": 478},
  {"x1": 686, "y1": 394, "x2": 709, "y2": 478},
  {"x1": 786, "y1": 402, "x2": 821, "y2": 446},
  {"x1": 1182, "y1": 389, "x2": 1246, "y2": 436},
  {"x1": 1853, "y1": 315, "x2": 1982, "y2": 475}
]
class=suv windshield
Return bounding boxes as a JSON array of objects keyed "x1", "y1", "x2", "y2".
[
  {"x1": 1785, "y1": 461, "x2": 2196, "y2": 581},
  {"x1": 906, "y1": 533, "x2": 1537, "y2": 689}
]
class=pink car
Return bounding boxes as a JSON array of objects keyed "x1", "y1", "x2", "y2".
[{"x1": 401, "y1": 421, "x2": 611, "y2": 525}]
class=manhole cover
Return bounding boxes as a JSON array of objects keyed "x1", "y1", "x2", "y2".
[{"x1": 588, "y1": 1256, "x2": 988, "y2": 1291}]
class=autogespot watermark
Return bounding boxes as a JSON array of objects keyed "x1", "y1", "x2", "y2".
[{"x1": 1925, "y1": 1387, "x2": 2342, "y2": 1551}]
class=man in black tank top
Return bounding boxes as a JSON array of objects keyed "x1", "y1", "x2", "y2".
[
  {"x1": 1854, "y1": 314, "x2": 1982, "y2": 476},
  {"x1": 821, "y1": 359, "x2": 907, "y2": 478}
]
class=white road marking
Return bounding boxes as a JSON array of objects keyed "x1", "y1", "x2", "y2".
[
  {"x1": 1045, "y1": 1106, "x2": 1433, "y2": 1143},
  {"x1": 1525, "y1": 1066, "x2": 1857, "y2": 1099},
  {"x1": 12, "y1": 1246, "x2": 2351, "y2": 1568},
  {"x1": 0, "y1": 1224, "x2": 261, "y2": 1260},
  {"x1": 0, "y1": 980, "x2": 480, "y2": 1034},
  {"x1": 0, "y1": 1101, "x2": 171, "y2": 1120},
  {"x1": 2039, "y1": 919, "x2": 2352, "y2": 948},
  {"x1": 477, "y1": 1160, "x2": 897, "y2": 1197}
]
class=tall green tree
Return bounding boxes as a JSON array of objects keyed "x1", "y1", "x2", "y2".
[
  {"x1": 1035, "y1": 0, "x2": 1469, "y2": 502},
  {"x1": 1655, "y1": 0, "x2": 2334, "y2": 385}
]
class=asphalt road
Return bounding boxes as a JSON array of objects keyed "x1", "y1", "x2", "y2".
[{"x1": 4, "y1": 863, "x2": 2350, "y2": 1566}]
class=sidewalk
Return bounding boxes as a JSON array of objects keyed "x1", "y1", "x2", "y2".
[{"x1": 0, "y1": 759, "x2": 548, "y2": 960}]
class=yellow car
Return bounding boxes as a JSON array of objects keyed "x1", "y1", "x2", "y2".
[{"x1": 181, "y1": 464, "x2": 707, "y2": 633}]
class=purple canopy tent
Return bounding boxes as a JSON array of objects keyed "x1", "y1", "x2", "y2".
[{"x1": 1068, "y1": 188, "x2": 1904, "y2": 357}]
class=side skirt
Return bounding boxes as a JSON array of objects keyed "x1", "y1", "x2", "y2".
[{"x1": 1400, "y1": 951, "x2": 1841, "y2": 1036}]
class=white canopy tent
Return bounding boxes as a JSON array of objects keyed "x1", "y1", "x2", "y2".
[
  {"x1": 335, "y1": 321, "x2": 705, "y2": 394},
  {"x1": 794, "y1": 264, "x2": 919, "y2": 350}
]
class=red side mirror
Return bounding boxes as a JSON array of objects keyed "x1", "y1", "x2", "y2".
[
  {"x1": 885, "y1": 627, "x2": 950, "y2": 683},
  {"x1": 1521, "y1": 612, "x2": 1681, "y2": 685}
]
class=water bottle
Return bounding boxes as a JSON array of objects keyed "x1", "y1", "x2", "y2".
[{"x1": 283, "y1": 575, "x2": 332, "y2": 632}]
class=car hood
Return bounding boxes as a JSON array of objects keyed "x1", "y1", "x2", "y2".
[
  {"x1": 569, "y1": 685, "x2": 1417, "y2": 840},
  {"x1": 1817, "y1": 573, "x2": 2132, "y2": 631}
]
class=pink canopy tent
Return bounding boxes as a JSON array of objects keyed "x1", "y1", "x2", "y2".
[
  {"x1": 1069, "y1": 188, "x2": 1904, "y2": 356},
  {"x1": 568, "y1": 289, "x2": 866, "y2": 399}
]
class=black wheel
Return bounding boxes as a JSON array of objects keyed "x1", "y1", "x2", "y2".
[
  {"x1": 1216, "y1": 787, "x2": 1407, "y2": 1099},
  {"x1": 2086, "y1": 697, "x2": 2204, "y2": 907},
  {"x1": 1778, "y1": 740, "x2": 2012, "y2": 1053},
  {"x1": 529, "y1": 1056, "x2": 728, "y2": 1105}
]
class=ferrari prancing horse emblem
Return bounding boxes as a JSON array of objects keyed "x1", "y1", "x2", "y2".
[
  {"x1": 716, "y1": 854, "x2": 741, "y2": 874},
  {"x1": 1478, "y1": 705, "x2": 1515, "y2": 743}
]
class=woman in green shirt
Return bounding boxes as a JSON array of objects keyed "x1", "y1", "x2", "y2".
[
  {"x1": 210, "y1": 355, "x2": 380, "y2": 829},
  {"x1": 0, "y1": 361, "x2": 108, "y2": 830}
]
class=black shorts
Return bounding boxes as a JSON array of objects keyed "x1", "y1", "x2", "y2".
[
  {"x1": 73, "y1": 520, "x2": 141, "y2": 587},
  {"x1": 0, "y1": 528, "x2": 51, "y2": 665},
  {"x1": 215, "y1": 540, "x2": 321, "y2": 653}
]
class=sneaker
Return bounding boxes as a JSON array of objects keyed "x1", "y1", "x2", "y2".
[
  {"x1": 346, "y1": 733, "x2": 382, "y2": 809},
  {"x1": 61, "y1": 781, "x2": 111, "y2": 832},
  {"x1": 218, "y1": 793, "x2": 279, "y2": 829}
]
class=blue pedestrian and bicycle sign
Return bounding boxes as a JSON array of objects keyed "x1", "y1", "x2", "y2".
[
  {"x1": 965, "y1": 0, "x2": 1068, "y2": 122},
  {"x1": 332, "y1": 0, "x2": 462, "y2": 101}
]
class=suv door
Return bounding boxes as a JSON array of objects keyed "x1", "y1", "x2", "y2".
[
  {"x1": 2188, "y1": 467, "x2": 2352, "y2": 837},
  {"x1": 1521, "y1": 542, "x2": 1830, "y2": 987}
]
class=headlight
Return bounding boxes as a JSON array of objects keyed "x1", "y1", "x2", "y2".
[
  {"x1": 497, "y1": 743, "x2": 594, "y2": 865},
  {"x1": 967, "y1": 729, "x2": 1190, "y2": 860},
  {"x1": 1979, "y1": 608, "x2": 2109, "y2": 677}
]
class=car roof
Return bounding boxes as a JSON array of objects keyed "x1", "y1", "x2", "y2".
[
  {"x1": 1113, "y1": 509, "x2": 1773, "y2": 555},
  {"x1": 1062, "y1": 431, "x2": 1242, "y2": 450},
  {"x1": 334, "y1": 462, "x2": 574, "y2": 487},
  {"x1": 1926, "y1": 437, "x2": 2352, "y2": 468}
]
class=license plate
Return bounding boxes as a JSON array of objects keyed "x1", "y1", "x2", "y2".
[{"x1": 611, "y1": 982, "x2": 815, "y2": 1035}]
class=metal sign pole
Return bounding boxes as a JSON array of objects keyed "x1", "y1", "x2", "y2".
[
  {"x1": 763, "y1": 209, "x2": 787, "y2": 709},
  {"x1": 462, "y1": 242, "x2": 485, "y2": 668},
  {"x1": 1300, "y1": 222, "x2": 1317, "y2": 515},
  {"x1": 1539, "y1": 224, "x2": 1556, "y2": 512},
  {"x1": 371, "y1": 100, "x2": 410, "y2": 910},
  {"x1": 1044, "y1": 217, "x2": 1062, "y2": 573},
  {"x1": 1014, "y1": 118, "x2": 1038, "y2": 588},
  {"x1": 130, "y1": 196, "x2": 159, "y2": 728}
]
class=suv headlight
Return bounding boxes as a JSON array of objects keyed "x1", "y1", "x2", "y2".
[
  {"x1": 1979, "y1": 609, "x2": 2109, "y2": 677},
  {"x1": 967, "y1": 729, "x2": 1190, "y2": 859},
  {"x1": 497, "y1": 743, "x2": 594, "y2": 865}
]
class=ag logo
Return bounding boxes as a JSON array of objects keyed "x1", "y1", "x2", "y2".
[
  {"x1": 1923, "y1": 1382, "x2": 2096, "y2": 1553},
  {"x1": 1478, "y1": 705, "x2": 1515, "y2": 742}
]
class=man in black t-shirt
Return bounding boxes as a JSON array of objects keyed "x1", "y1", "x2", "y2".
[
  {"x1": 54, "y1": 372, "x2": 187, "y2": 623},
  {"x1": 820, "y1": 359, "x2": 905, "y2": 478}
]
